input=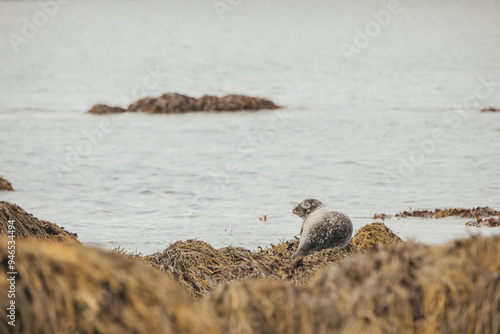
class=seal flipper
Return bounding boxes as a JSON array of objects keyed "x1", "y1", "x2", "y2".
[{"x1": 290, "y1": 249, "x2": 304, "y2": 261}]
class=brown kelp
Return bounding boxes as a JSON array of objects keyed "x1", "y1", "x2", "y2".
[
  {"x1": 351, "y1": 222, "x2": 403, "y2": 250},
  {"x1": 481, "y1": 106, "x2": 500, "y2": 112},
  {"x1": 138, "y1": 223, "x2": 401, "y2": 299},
  {"x1": 395, "y1": 206, "x2": 500, "y2": 219},
  {"x1": 0, "y1": 177, "x2": 14, "y2": 191},
  {"x1": 0, "y1": 202, "x2": 78, "y2": 242},
  {"x1": 0, "y1": 238, "x2": 219, "y2": 334},
  {"x1": 204, "y1": 279, "x2": 339, "y2": 334},
  {"x1": 309, "y1": 234, "x2": 500, "y2": 333},
  {"x1": 466, "y1": 216, "x2": 500, "y2": 227}
]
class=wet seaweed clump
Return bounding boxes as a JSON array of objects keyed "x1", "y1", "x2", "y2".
[
  {"x1": 373, "y1": 213, "x2": 391, "y2": 220},
  {"x1": 309, "y1": 234, "x2": 500, "y2": 333},
  {"x1": 466, "y1": 217, "x2": 500, "y2": 227},
  {"x1": 139, "y1": 223, "x2": 401, "y2": 299},
  {"x1": 395, "y1": 206, "x2": 500, "y2": 219},
  {"x1": 481, "y1": 106, "x2": 500, "y2": 112},
  {"x1": 445, "y1": 272, "x2": 500, "y2": 333},
  {"x1": 204, "y1": 279, "x2": 339, "y2": 334},
  {"x1": 0, "y1": 202, "x2": 78, "y2": 242},
  {"x1": 351, "y1": 222, "x2": 403, "y2": 250},
  {"x1": 0, "y1": 177, "x2": 14, "y2": 191},
  {"x1": 88, "y1": 92, "x2": 281, "y2": 115},
  {"x1": 0, "y1": 238, "x2": 219, "y2": 334}
]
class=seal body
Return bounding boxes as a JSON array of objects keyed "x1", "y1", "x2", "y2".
[{"x1": 291, "y1": 199, "x2": 353, "y2": 260}]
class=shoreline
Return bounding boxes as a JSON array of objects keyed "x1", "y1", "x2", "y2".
[{"x1": 1, "y1": 216, "x2": 498, "y2": 332}]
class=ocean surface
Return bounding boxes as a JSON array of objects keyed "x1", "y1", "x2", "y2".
[{"x1": 1, "y1": 0, "x2": 499, "y2": 253}]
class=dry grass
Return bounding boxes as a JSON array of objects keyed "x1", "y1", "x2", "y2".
[
  {"x1": 0, "y1": 238, "x2": 219, "y2": 334},
  {"x1": 0, "y1": 201, "x2": 78, "y2": 242}
]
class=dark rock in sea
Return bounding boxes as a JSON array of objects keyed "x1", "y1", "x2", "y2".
[
  {"x1": 128, "y1": 93, "x2": 198, "y2": 114},
  {"x1": 88, "y1": 93, "x2": 281, "y2": 115},
  {"x1": 0, "y1": 177, "x2": 13, "y2": 191},
  {"x1": 193, "y1": 94, "x2": 281, "y2": 112},
  {"x1": 88, "y1": 104, "x2": 126, "y2": 115},
  {"x1": 481, "y1": 107, "x2": 500, "y2": 112}
]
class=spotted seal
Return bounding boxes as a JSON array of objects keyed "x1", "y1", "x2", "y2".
[{"x1": 290, "y1": 199, "x2": 353, "y2": 260}]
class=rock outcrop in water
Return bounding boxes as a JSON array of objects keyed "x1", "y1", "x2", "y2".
[
  {"x1": 0, "y1": 177, "x2": 13, "y2": 191},
  {"x1": 466, "y1": 217, "x2": 500, "y2": 227},
  {"x1": 481, "y1": 107, "x2": 500, "y2": 112},
  {"x1": 88, "y1": 104, "x2": 126, "y2": 115},
  {"x1": 88, "y1": 92, "x2": 281, "y2": 115},
  {"x1": 0, "y1": 202, "x2": 78, "y2": 242},
  {"x1": 395, "y1": 206, "x2": 500, "y2": 219}
]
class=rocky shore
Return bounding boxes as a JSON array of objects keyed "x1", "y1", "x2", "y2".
[
  {"x1": 88, "y1": 93, "x2": 281, "y2": 115},
  {"x1": 0, "y1": 202, "x2": 78, "y2": 242},
  {"x1": 1, "y1": 203, "x2": 499, "y2": 333}
]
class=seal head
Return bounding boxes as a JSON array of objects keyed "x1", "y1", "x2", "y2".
[{"x1": 292, "y1": 199, "x2": 324, "y2": 219}]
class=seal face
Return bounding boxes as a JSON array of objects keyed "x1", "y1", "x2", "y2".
[
  {"x1": 292, "y1": 199, "x2": 324, "y2": 220},
  {"x1": 291, "y1": 199, "x2": 353, "y2": 260}
]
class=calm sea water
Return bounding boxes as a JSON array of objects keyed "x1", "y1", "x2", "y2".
[{"x1": 1, "y1": 0, "x2": 500, "y2": 253}]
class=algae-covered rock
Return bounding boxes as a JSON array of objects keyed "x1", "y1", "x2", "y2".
[
  {"x1": 351, "y1": 222, "x2": 403, "y2": 250},
  {"x1": 205, "y1": 279, "x2": 339, "y2": 334},
  {"x1": 0, "y1": 238, "x2": 219, "y2": 334},
  {"x1": 128, "y1": 92, "x2": 198, "y2": 113},
  {"x1": 395, "y1": 206, "x2": 500, "y2": 219},
  {"x1": 0, "y1": 202, "x2": 78, "y2": 242},
  {"x1": 466, "y1": 217, "x2": 500, "y2": 227},
  {"x1": 445, "y1": 272, "x2": 500, "y2": 333},
  {"x1": 481, "y1": 107, "x2": 500, "y2": 112},
  {"x1": 87, "y1": 104, "x2": 126, "y2": 115},
  {"x1": 0, "y1": 177, "x2": 13, "y2": 191},
  {"x1": 310, "y1": 234, "x2": 500, "y2": 333},
  {"x1": 89, "y1": 92, "x2": 281, "y2": 115},
  {"x1": 138, "y1": 223, "x2": 401, "y2": 299}
]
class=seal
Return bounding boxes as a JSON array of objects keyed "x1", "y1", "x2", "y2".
[{"x1": 290, "y1": 199, "x2": 353, "y2": 260}]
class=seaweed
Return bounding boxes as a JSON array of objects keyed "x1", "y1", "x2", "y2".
[
  {"x1": 137, "y1": 223, "x2": 401, "y2": 299},
  {"x1": 0, "y1": 202, "x2": 78, "y2": 242},
  {"x1": 0, "y1": 177, "x2": 14, "y2": 191},
  {"x1": 0, "y1": 239, "x2": 219, "y2": 334},
  {"x1": 395, "y1": 206, "x2": 500, "y2": 219}
]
